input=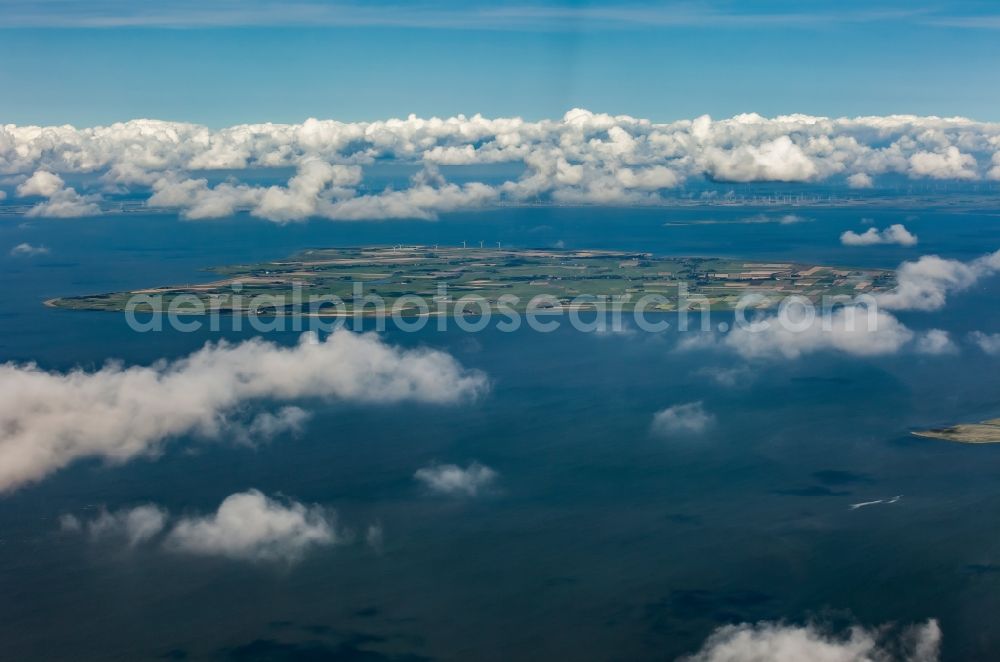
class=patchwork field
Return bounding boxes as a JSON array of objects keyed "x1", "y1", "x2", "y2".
[{"x1": 47, "y1": 245, "x2": 896, "y2": 314}]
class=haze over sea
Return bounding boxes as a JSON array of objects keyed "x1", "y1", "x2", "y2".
[{"x1": 1, "y1": 198, "x2": 999, "y2": 661}]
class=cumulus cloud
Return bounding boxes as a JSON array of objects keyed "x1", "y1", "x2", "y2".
[
  {"x1": 841, "y1": 224, "x2": 919, "y2": 247},
  {"x1": 681, "y1": 619, "x2": 941, "y2": 662},
  {"x1": 17, "y1": 170, "x2": 65, "y2": 197},
  {"x1": 9, "y1": 242, "x2": 49, "y2": 256},
  {"x1": 251, "y1": 160, "x2": 361, "y2": 221},
  {"x1": 704, "y1": 135, "x2": 818, "y2": 182},
  {"x1": 25, "y1": 192, "x2": 102, "y2": 218},
  {"x1": 15, "y1": 169, "x2": 102, "y2": 217},
  {"x1": 62, "y1": 490, "x2": 343, "y2": 563},
  {"x1": 678, "y1": 301, "x2": 969, "y2": 360},
  {"x1": 15, "y1": 169, "x2": 101, "y2": 217},
  {"x1": 414, "y1": 462, "x2": 498, "y2": 496},
  {"x1": 166, "y1": 490, "x2": 336, "y2": 562},
  {"x1": 909, "y1": 146, "x2": 978, "y2": 180},
  {"x1": 148, "y1": 176, "x2": 259, "y2": 220},
  {"x1": 148, "y1": 160, "x2": 365, "y2": 222},
  {"x1": 651, "y1": 401, "x2": 714, "y2": 436},
  {"x1": 148, "y1": 166, "x2": 495, "y2": 222},
  {"x1": 0, "y1": 331, "x2": 487, "y2": 492},
  {"x1": 4, "y1": 112, "x2": 1000, "y2": 220},
  {"x1": 971, "y1": 331, "x2": 1000, "y2": 355},
  {"x1": 320, "y1": 181, "x2": 499, "y2": 221},
  {"x1": 876, "y1": 249, "x2": 1000, "y2": 311},
  {"x1": 723, "y1": 306, "x2": 916, "y2": 359}
]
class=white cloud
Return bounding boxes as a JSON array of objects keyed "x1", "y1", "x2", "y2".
[
  {"x1": 5, "y1": 113, "x2": 1000, "y2": 220},
  {"x1": 238, "y1": 406, "x2": 311, "y2": 444},
  {"x1": 909, "y1": 146, "x2": 978, "y2": 180},
  {"x1": 847, "y1": 172, "x2": 874, "y2": 188},
  {"x1": 414, "y1": 462, "x2": 498, "y2": 497},
  {"x1": 251, "y1": 159, "x2": 362, "y2": 222},
  {"x1": 703, "y1": 135, "x2": 818, "y2": 182},
  {"x1": 989, "y1": 152, "x2": 1000, "y2": 181},
  {"x1": 166, "y1": 490, "x2": 337, "y2": 563},
  {"x1": 148, "y1": 176, "x2": 260, "y2": 220},
  {"x1": 841, "y1": 224, "x2": 918, "y2": 247},
  {"x1": 25, "y1": 191, "x2": 102, "y2": 218},
  {"x1": 679, "y1": 302, "x2": 970, "y2": 361},
  {"x1": 615, "y1": 165, "x2": 681, "y2": 189},
  {"x1": 914, "y1": 329, "x2": 958, "y2": 355},
  {"x1": 16, "y1": 170, "x2": 65, "y2": 197},
  {"x1": 15, "y1": 169, "x2": 101, "y2": 217},
  {"x1": 971, "y1": 331, "x2": 1000, "y2": 355},
  {"x1": 876, "y1": 249, "x2": 1000, "y2": 311},
  {"x1": 148, "y1": 167, "x2": 495, "y2": 222},
  {"x1": 320, "y1": 182, "x2": 499, "y2": 221},
  {"x1": 9, "y1": 242, "x2": 49, "y2": 256},
  {"x1": 651, "y1": 401, "x2": 714, "y2": 436},
  {"x1": 722, "y1": 307, "x2": 915, "y2": 359},
  {"x1": 0, "y1": 330, "x2": 487, "y2": 492},
  {"x1": 62, "y1": 490, "x2": 344, "y2": 563},
  {"x1": 681, "y1": 619, "x2": 941, "y2": 662}
]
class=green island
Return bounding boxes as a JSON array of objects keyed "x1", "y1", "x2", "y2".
[
  {"x1": 46, "y1": 246, "x2": 895, "y2": 314},
  {"x1": 912, "y1": 419, "x2": 1000, "y2": 444}
]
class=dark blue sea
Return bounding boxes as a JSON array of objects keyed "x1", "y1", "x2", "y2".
[{"x1": 1, "y1": 205, "x2": 1000, "y2": 660}]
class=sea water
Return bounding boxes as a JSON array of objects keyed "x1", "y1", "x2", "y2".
[{"x1": 0, "y1": 206, "x2": 999, "y2": 660}]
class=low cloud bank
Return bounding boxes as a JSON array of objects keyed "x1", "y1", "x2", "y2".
[
  {"x1": 0, "y1": 331, "x2": 487, "y2": 492},
  {"x1": 681, "y1": 618, "x2": 941, "y2": 662},
  {"x1": 5, "y1": 111, "x2": 1000, "y2": 220},
  {"x1": 62, "y1": 490, "x2": 341, "y2": 563}
]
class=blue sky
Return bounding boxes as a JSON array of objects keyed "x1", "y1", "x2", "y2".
[{"x1": 1, "y1": 0, "x2": 1000, "y2": 126}]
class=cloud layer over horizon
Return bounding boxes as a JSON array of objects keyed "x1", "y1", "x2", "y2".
[{"x1": 4, "y1": 110, "x2": 1000, "y2": 220}]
